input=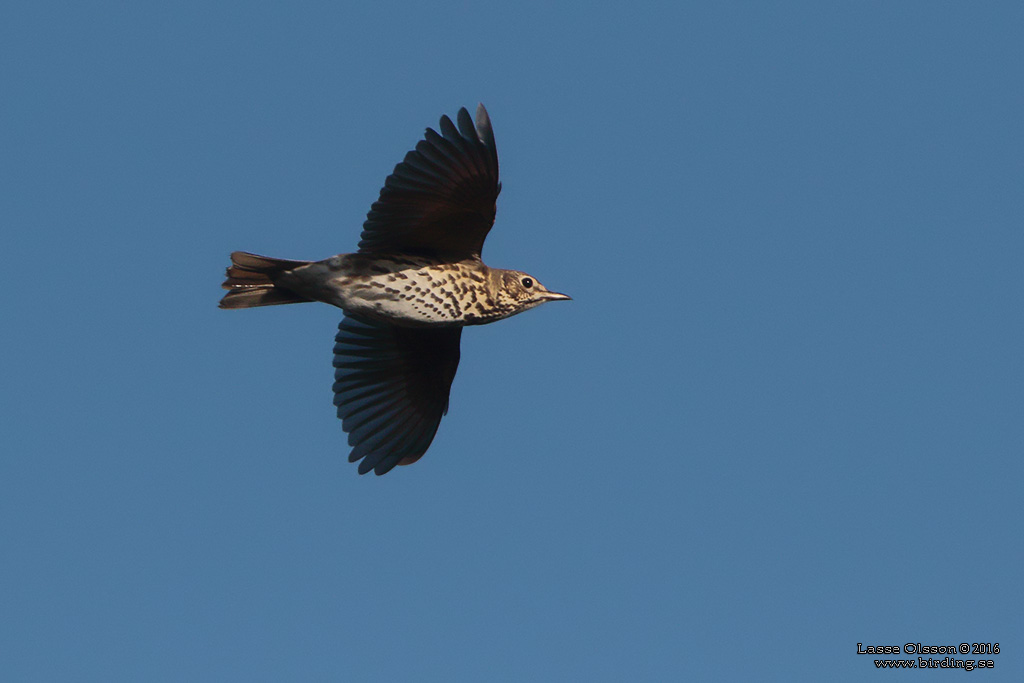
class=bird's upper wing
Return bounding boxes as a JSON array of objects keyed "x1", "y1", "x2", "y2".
[
  {"x1": 333, "y1": 315, "x2": 462, "y2": 475},
  {"x1": 357, "y1": 104, "x2": 501, "y2": 260}
]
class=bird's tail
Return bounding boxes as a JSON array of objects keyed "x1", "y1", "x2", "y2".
[{"x1": 219, "y1": 251, "x2": 313, "y2": 309}]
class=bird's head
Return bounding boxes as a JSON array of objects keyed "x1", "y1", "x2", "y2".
[{"x1": 496, "y1": 270, "x2": 572, "y2": 315}]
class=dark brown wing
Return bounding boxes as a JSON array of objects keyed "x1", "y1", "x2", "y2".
[
  {"x1": 332, "y1": 316, "x2": 462, "y2": 475},
  {"x1": 357, "y1": 104, "x2": 501, "y2": 260}
]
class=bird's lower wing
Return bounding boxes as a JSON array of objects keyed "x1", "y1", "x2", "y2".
[{"x1": 332, "y1": 316, "x2": 462, "y2": 475}]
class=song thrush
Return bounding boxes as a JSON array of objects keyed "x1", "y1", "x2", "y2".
[{"x1": 220, "y1": 104, "x2": 569, "y2": 475}]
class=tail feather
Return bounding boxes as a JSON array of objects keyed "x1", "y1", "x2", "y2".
[{"x1": 219, "y1": 251, "x2": 313, "y2": 309}]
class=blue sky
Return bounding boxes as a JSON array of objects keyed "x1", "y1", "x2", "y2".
[{"x1": 2, "y1": 1, "x2": 1021, "y2": 680}]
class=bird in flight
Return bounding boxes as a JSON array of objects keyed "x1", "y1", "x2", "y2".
[{"x1": 220, "y1": 104, "x2": 570, "y2": 475}]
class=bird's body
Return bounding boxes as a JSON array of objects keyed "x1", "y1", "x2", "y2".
[
  {"x1": 220, "y1": 104, "x2": 568, "y2": 475},
  {"x1": 272, "y1": 253, "x2": 553, "y2": 327}
]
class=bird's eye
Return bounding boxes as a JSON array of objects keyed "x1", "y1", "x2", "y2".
[{"x1": 521, "y1": 277, "x2": 533, "y2": 288}]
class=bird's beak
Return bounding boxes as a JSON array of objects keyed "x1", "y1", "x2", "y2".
[{"x1": 541, "y1": 291, "x2": 572, "y2": 302}]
